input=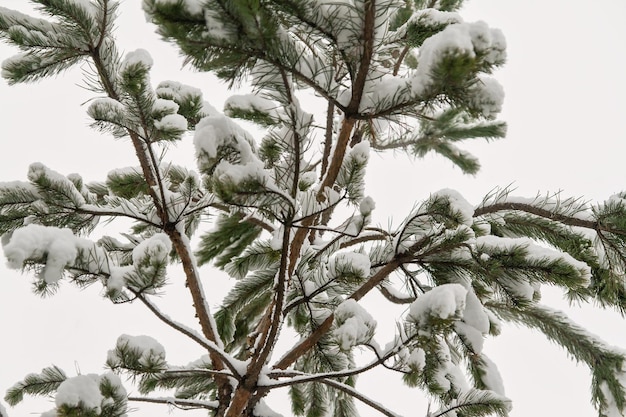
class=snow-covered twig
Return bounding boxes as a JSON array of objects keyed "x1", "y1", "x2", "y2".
[
  {"x1": 127, "y1": 396, "x2": 218, "y2": 410},
  {"x1": 131, "y1": 291, "x2": 242, "y2": 379}
]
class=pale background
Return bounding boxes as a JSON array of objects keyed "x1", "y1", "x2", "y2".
[{"x1": 1, "y1": 1, "x2": 626, "y2": 416}]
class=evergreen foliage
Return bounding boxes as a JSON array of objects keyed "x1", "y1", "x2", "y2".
[{"x1": 1, "y1": 1, "x2": 626, "y2": 417}]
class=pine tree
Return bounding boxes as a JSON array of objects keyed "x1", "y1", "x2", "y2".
[{"x1": 1, "y1": 1, "x2": 626, "y2": 417}]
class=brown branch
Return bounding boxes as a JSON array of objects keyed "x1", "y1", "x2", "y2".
[
  {"x1": 474, "y1": 202, "x2": 597, "y2": 228},
  {"x1": 346, "y1": 0, "x2": 376, "y2": 113},
  {"x1": 379, "y1": 285, "x2": 415, "y2": 304},
  {"x1": 393, "y1": 45, "x2": 410, "y2": 76},
  {"x1": 474, "y1": 201, "x2": 626, "y2": 238},
  {"x1": 321, "y1": 100, "x2": 335, "y2": 180}
]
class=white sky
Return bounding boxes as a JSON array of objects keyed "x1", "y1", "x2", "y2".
[{"x1": 1, "y1": 1, "x2": 626, "y2": 416}]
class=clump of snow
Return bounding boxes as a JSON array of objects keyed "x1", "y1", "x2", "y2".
[
  {"x1": 120, "y1": 49, "x2": 153, "y2": 71},
  {"x1": 194, "y1": 115, "x2": 257, "y2": 163},
  {"x1": 412, "y1": 21, "x2": 506, "y2": 96},
  {"x1": 106, "y1": 265, "x2": 132, "y2": 296},
  {"x1": 213, "y1": 159, "x2": 270, "y2": 188},
  {"x1": 254, "y1": 400, "x2": 285, "y2": 417},
  {"x1": 328, "y1": 251, "x2": 371, "y2": 280},
  {"x1": 150, "y1": 0, "x2": 203, "y2": 15},
  {"x1": 406, "y1": 347, "x2": 426, "y2": 372},
  {"x1": 408, "y1": 9, "x2": 463, "y2": 28},
  {"x1": 333, "y1": 299, "x2": 377, "y2": 350},
  {"x1": 298, "y1": 171, "x2": 317, "y2": 191},
  {"x1": 88, "y1": 97, "x2": 126, "y2": 122},
  {"x1": 153, "y1": 98, "x2": 179, "y2": 114},
  {"x1": 108, "y1": 334, "x2": 166, "y2": 366},
  {"x1": 55, "y1": 374, "x2": 103, "y2": 414},
  {"x1": 468, "y1": 76, "x2": 505, "y2": 118},
  {"x1": 359, "y1": 196, "x2": 376, "y2": 216},
  {"x1": 408, "y1": 284, "x2": 467, "y2": 327},
  {"x1": 349, "y1": 140, "x2": 370, "y2": 164},
  {"x1": 156, "y1": 81, "x2": 203, "y2": 106},
  {"x1": 432, "y1": 189, "x2": 474, "y2": 226},
  {"x1": 28, "y1": 163, "x2": 86, "y2": 206},
  {"x1": 132, "y1": 233, "x2": 171, "y2": 273},
  {"x1": 154, "y1": 113, "x2": 188, "y2": 132},
  {"x1": 455, "y1": 286, "x2": 489, "y2": 353},
  {"x1": 359, "y1": 76, "x2": 411, "y2": 113},
  {"x1": 225, "y1": 94, "x2": 278, "y2": 118},
  {"x1": 476, "y1": 235, "x2": 592, "y2": 286},
  {"x1": 463, "y1": 287, "x2": 490, "y2": 333},
  {"x1": 2, "y1": 224, "x2": 98, "y2": 284},
  {"x1": 429, "y1": 338, "x2": 470, "y2": 393},
  {"x1": 477, "y1": 354, "x2": 506, "y2": 395}
]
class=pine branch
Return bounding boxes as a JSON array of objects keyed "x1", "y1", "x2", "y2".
[
  {"x1": 429, "y1": 389, "x2": 511, "y2": 417},
  {"x1": 4, "y1": 365, "x2": 66, "y2": 406},
  {"x1": 127, "y1": 396, "x2": 218, "y2": 410},
  {"x1": 474, "y1": 202, "x2": 612, "y2": 234}
]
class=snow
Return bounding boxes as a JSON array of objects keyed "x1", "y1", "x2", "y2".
[
  {"x1": 349, "y1": 140, "x2": 370, "y2": 164},
  {"x1": 478, "y1": 354, "x2": 506, "y2": 396},
  {"x1": 2, "y1": 224, "x2": 100, "y2": 284},
  {"x1": 327, "y1": 251, "x2": 371, "y2": 279},
  {"x1": 454, "y1": 321, "x2": 484, "y2": 354},
  {"x1": 359, "y1": 76, "x2": 411, "y2": 114},
  {"x1": 155, "y1": 81, "x2": 205, "y2": 108},
  {"x1": 28, "y1": 163, "x2": 86, "y2": 206},
  {"x1": 120, "y1": 49, "x2": 153, "y2": 71},
  {"x1": 333, "y1": 298, "x2": 377, "y2": 350},
  {"x1": 109, "y1": 334, "x2": 166, "y2": 366},
  {"x1": 254, "y1": 400, "x2": 285, "y2": 417},
  {"x1": 68, "y1": 0, "x2": 98, "y2": 17},
  {"x1": 106, "y1": 265, "x2": 132, "y2": 295},
  {"x1": 153, "y1": 98, "x2": 179, "y2": 114},
  {"x1": 132, "y1": 233, "x2": 171, "y2": 270},
  {"x1": 462, "y1": 287, "x2": 490, "y2": 334},
  {"x1": 88, "y1": 97, "x2": 126, "y2": 121},
  {"x1": 0, "y1": 7, "x2": 56, "y2": 32},
  {"x1": 432, "y1": 188, "x2": 474, "y2": 226},
  {"x1": 406, "y1": 348, "x2": 426, "y2": 372},
  {"x1": 468, "y1": 76, "x2": 505, "y2": 118},
  {"x1": 55, "y1": 374, "x2": 103, "y2": 414},
  {"x1": 194, "y1": 115, "x2": 257, "y2": 163},
  {"x1": 408, "y1": 284, "x2": 467, "y2": 327},
  {"x1": 406, "y1": 9, "x2": 463, "y2": 29},
  {"x1": 476, "y1": 235, "x2": 592, "y2": 285},
  {"x1": 150, "y1": 0, "x2": 204, "y2": 15},
  {"x1": 412, "y1": 21, "x2": 506, "y2": 96},
  {"x1": 204, "y1": 8, "x2": 230, "y2": 40},
  {"x1": 224, "y1": 94, "x2": 277, "y2": 118},
  {"x1": 154, "y1": 113, "x2": 188, "y2": 132},
  {"x1": 359, "y1": 196, "x2": 376, "y2": 216},
  {"x1": 213, "y1": 160, "x2": 270, "y2": 188},
  {"x1": 0, "y1": 402, "x2": 6, "y2": 417}
]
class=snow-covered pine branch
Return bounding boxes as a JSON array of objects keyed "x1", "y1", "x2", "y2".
[{"x1": 2, "y1": 1, "x2": 626, "y2": 417}]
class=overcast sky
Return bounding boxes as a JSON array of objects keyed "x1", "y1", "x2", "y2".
[{"x1": 1, "y1": 1, "x2": 626, "y2": 417}]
